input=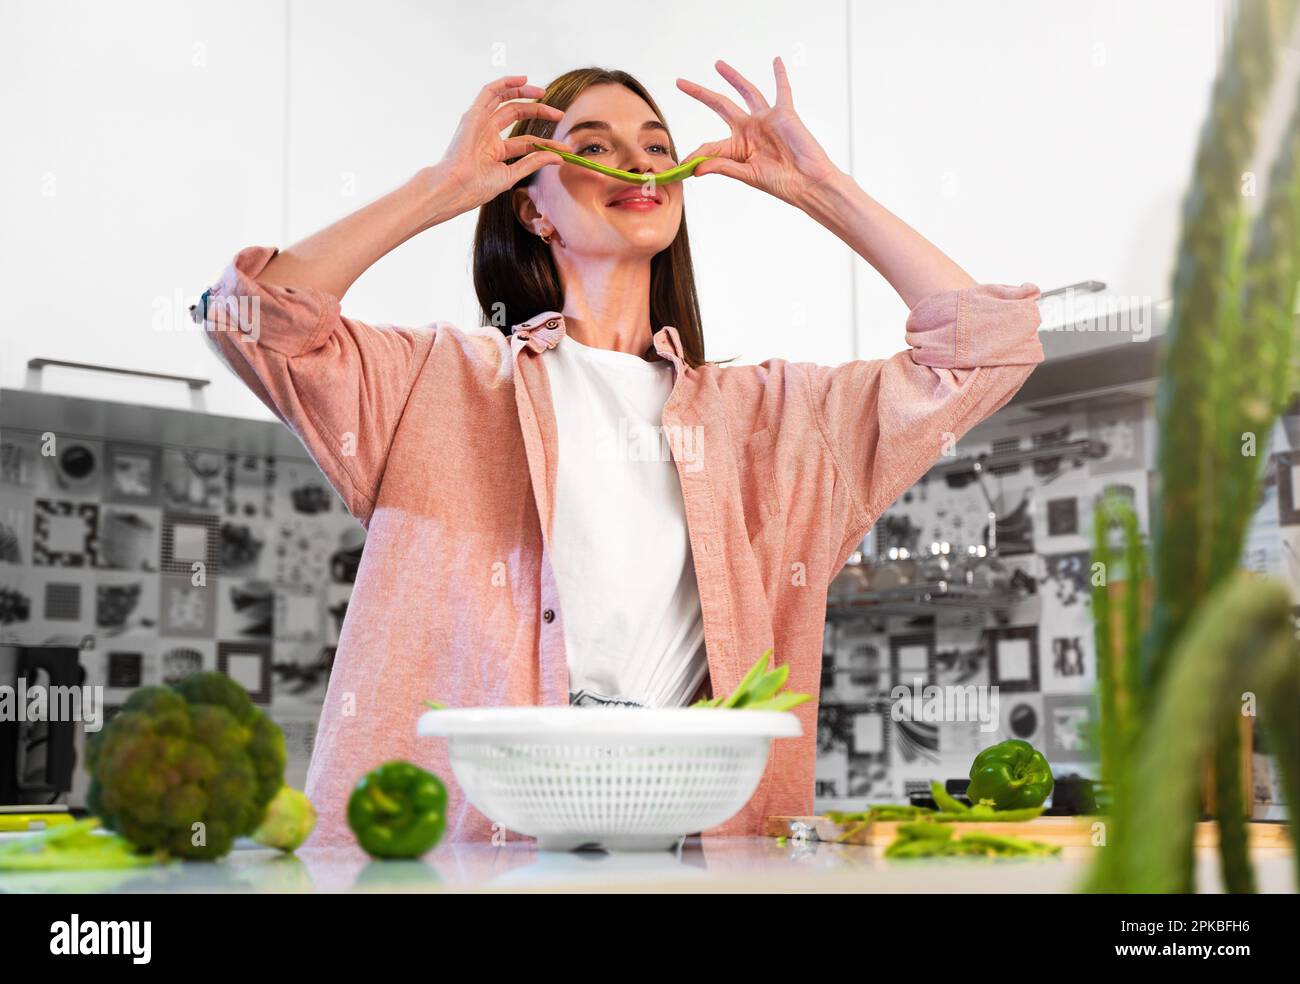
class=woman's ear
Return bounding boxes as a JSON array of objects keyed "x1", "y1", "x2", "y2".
[{"x1": 512, "y1": 186, "x2": 545, "y2": 237}]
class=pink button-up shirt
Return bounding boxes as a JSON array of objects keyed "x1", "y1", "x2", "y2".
[{"x1": 201, "y1": 245, "x2": 1045, "y2": 848}]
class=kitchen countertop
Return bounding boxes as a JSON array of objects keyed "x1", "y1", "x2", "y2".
[{"x1": 2, "y1": 835, "x2": 1295, "y2": 893}]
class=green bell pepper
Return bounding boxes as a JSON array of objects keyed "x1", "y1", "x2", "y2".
[
  {"x1": 966, "y1": 739, "x2": 1054, "y2": 811},
  {"x1": 347, "y1": 760, "x2": 448, "y2": 859}
]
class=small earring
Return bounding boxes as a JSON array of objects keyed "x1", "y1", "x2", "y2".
[{"x1": 540, "y1": 231, "x2": 552, "y2": 245}]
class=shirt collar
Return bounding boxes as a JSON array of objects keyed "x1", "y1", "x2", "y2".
[{"x1": 510, "y1": 311, "x2": 686, "y2": 370}]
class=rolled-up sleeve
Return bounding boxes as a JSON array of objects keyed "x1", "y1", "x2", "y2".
[
  {"x1": 805, "y1": 282, "x2": 1044, "y2": 559},
  {"x1": 197, "y1": 245, "x2": 436, "y2": 524}
]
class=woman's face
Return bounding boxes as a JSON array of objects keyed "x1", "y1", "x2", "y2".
[{"x1": 517, "y1": 84, "x2": 683, "y2": 259}]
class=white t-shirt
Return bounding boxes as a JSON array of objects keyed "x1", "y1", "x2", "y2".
[{"x1": 544, "y1": 332, "x2": 708, "y2": 708}]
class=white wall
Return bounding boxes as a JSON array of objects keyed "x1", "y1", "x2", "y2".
[
  {"x1": 848, "y1": 0, "x2": 1220, "y2": 347},
  {"x1": 0, "y1": 0, "x2": 285, "y2": 418},
  {"x1": 1, "y1": 0, "x2": 1222, "y2": 419}
]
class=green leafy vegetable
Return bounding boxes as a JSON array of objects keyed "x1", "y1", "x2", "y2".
[{"x1": 691, "y1": 649, "x2": 812, "y2": 711}]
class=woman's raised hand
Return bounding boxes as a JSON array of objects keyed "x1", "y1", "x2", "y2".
[
  {"x1": 434, "y1": 75, "x2": 572, "y2": 213},
  {"x1": 677, "y1": 58, "x2": 842, "y2": 208}
]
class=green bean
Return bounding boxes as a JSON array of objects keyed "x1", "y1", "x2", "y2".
[
  {"x1": 896, "y1": 822, "x2": 954, "y2": 841},
  {"x1": 955, "y1": 831, "x2": 1061, "y2": 856},
  {"x1": 929, "y1": 779, "x2": 968, "y2": 813},
  {"x1": 882, "y1": 826, "x2": 1061, "y2": 859},
  {"x1": 531, "y1": 142, "x2": 714, "y2": 185},
  {"x1": 884, "y1": 838, "x2": 947, "y2": 859},
  {"x1": 936, "y1": 805, "x2": 1046, "y2": 823},
  {"x1": 827, "y1": 805, "x2": 932, "y2": 825},
  {"x1": 832, "y1": 820, "x2": 869, "y2": 844}
]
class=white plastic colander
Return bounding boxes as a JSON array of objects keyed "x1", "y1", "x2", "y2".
[{"x1": 417, "y1": 707, "x2": 802, "y2": 851}]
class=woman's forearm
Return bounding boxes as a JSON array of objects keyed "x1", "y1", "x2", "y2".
[
  {"x1": 796, "y1": 170, "x2": 976, "y2": 309},
  {"x1": 256, "y1": 164, "x2": 469, "y2": 300}
]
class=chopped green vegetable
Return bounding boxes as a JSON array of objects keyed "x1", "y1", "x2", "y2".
[
  {"x1": 826, "y1": 805, "x2": 931, "y2": 824},
  {"x1": 422, "y1": 700, "x2": 447, "y2": 710},
  {"x1": 936, "y1": 805, "x2": 1045, "y2": 823},
  {"x1": 827, "y1": 800, "x2": 1042, "y2": 827},
  {"x1": 956, "y1": 831, "x2": 1060, "y2": 854},
  {"x1": 822, "y1": 795, "x2": 1046, "y2": 845},
  {"x1": 0, "y1": 818, "x2": 164, "y2": 871},
  {"x1": 896, "y1": 821, "x2": 954, "y2": 841},
  {"x1": 530, "y1": 142, "x2": 714, "y2": 185},
  {"x1": 882, "y1": 822, "x2": 1062, "y2": 860},
  {"x1": 824, "y1": 805, "x2": 932, "y2": 843}
]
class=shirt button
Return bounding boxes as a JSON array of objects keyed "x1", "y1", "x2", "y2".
[{"x1": 542, "y1": 609, "x2": 555, "y2": 623}]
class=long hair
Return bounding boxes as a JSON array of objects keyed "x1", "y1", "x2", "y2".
[{"x1": 472, "y1": 67, "x2": 710, "y2": 369}]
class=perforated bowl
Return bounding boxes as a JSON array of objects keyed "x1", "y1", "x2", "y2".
[{"x1": 417, "y1": 707, "x2": 802, "y2": 851}]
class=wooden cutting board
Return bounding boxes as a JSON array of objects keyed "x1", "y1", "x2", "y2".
[{"x1": 764, "y1": 815, "x2": 1293, "y2": 849}]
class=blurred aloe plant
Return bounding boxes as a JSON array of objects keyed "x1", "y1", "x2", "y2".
[{"x1": 1088, "y1": 0, "x2": 1300, "y2": 893}]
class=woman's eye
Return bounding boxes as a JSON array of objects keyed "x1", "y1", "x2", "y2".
[{"x1": 577, "y1": 142, "x2": 672, "y2": 158}]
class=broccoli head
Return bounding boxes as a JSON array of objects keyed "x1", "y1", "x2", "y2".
[{"x1": 86, "y1": 672, "x2": 287, "y2": 860}]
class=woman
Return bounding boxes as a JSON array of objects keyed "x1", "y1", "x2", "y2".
[{"x1": 197, "y1": 59, "x2": 1044, "y2": 847}]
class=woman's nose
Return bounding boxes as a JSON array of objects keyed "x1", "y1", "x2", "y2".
[{"x1": 621, "y1": 149, "x2": 660, "y2": 176}]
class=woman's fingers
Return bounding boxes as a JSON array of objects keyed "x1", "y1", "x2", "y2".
[
  {"x1": 693, "y1": 154, "x2": 750, "y2": 181},
  {"x1": 677, "y1": 139, "x2": 748, "y2": 180},
  {"x1": 771, "y1": 55, "x2": 794, "y2": 108},
  {"x1": 500, "y1": 134, "x2": 572, "y2": 161},
  {"x1": 507, "y1": 148, "x2": 565, "y2": 183},
  {"x1": 476, "y1": 75, "x2": 541, "y2": 110},
  {"x1": 679, "y1": 139, "x2": 728, "y2": 164},
  {"x1": 713, "y1": 59, "x2": 770, "y2": 113},
  {"x1": 490, "y1": 99, "x2": 564, "y2": 132},
  {"x1": 675, "y1": 76, "x2": 747, "y2": 126}
]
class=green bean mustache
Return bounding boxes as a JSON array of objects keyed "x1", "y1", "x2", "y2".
[{"x1": 530, "y1": 142, "x2": 715, "y2": 185}]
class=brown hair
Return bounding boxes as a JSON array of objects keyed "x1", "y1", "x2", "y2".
[{"x1": 472, "y1": 67, "x2": 709, "y2": 369}]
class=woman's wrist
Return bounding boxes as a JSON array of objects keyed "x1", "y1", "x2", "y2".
[
  {"x1": 407, "y1": 164, "x2": 473, "y2": 232},
  {"x1": 793, "y1": 166, "x2": 857, "y2": 224}
]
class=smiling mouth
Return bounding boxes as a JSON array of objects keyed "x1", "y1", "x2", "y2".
[{"x1": 607, "y1": 195, "x2": 663, "y2": 208}]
